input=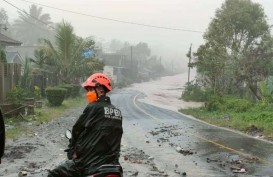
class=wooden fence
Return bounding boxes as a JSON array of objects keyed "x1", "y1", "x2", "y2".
[{"x1": 0, "y1": 63, "x2": 21, "y2": 103}]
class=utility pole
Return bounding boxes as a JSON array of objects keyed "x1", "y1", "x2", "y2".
[
  {"x1": 171, "y1": 60, "x2": 174, "y2": 74},
  {"x1": 130, "y1": 46, "x2": 133, "y2": 80},
  {"x1": 130, "y1": 46, "x2": 133, "y2": 67},
  {"x1": 187, "y1": 43, "x2": 192, "y2": 85}
]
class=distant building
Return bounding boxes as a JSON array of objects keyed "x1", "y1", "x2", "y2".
[
  {"x1": 6, "y1": 51, "x2": 23, "y2": 64},
  {"x1": 102, "y1": 53, "x2": 127, "y2": 67},
  {"x1": 0, "y1": 33, "x2": 22, "y2": 47},
  {"x1": 6, "y1": 45, "x2": 37, "y2": 62},
  {"x1": 101, "y1": 53, "x2": 133, "y2": 83}
]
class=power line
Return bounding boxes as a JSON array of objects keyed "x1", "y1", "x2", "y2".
[
  {"x1": 3, "y1": 0, "x2": 55, "y2": 30},
  {"x1": 14, "y1": 0, "x2": 204, "y2": 33}
]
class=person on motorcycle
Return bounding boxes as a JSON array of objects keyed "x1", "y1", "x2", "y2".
[
  {"x1": 47, "y1": 73, "x2": 123, "y2": 177},
  {"x1": 0, "y1": 108, "x2": 5, "y2": 164}
]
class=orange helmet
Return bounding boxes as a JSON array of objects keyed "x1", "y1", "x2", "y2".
[{"x1": 82, "y1": 73, "x2": 112, "y2": 92}]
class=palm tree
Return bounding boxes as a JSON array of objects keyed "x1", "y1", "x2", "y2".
[
  {"x1": 42, "y1": 21, "x2": 103, "y2": 84},
  {"x1": 12, "y1": 4, "x2": 53, "y2": 45}
]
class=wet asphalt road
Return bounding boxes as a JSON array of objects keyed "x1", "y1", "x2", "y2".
[
  {"x1": 1, "y1": 89, "x2": 273, "y2": 177},
  {"x1": 112, "y1": 90, "x2": 273, "y2": 177}
]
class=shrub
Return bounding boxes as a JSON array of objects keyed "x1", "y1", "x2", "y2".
[
  {"x1": 206, "y1": 96, "x2": 225, "y2": 112},
  {"x1": 6, "y1": 86, "x2": 33, "y2": 104},
  {"x1": 0, "y1": 48, "x2": 7, "y2": 63},
  {"x1": 225, "y1": 97, "x2": 253, "y2": 112},
  {"x1": 45, "y1": 87, "x2": 67, "y2": 106},
  {"x1": 58, "y1": 84, "x2": 73, "y2": 98},
  {"x1": 34, "y1": 86, "x2": 41, "y2": 100},
  {"x1": 206, "y1": 96, "x2": 253, "y2": 112},
  {"x1": 181, "y1": 82, "x2": 210, "y2": 102}
]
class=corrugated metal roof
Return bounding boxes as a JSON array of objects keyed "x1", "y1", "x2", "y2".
[{"x1": 0, "y1": 33, "x2": 22, "y2": 46}]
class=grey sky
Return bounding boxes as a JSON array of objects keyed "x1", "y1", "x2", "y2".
[{"x1": 2, "y1": 0, "x2": 273, "y2": 71}]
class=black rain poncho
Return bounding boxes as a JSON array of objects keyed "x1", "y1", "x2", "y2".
[{"x1": 48, "y1": 95, "x2": 123, "y2": 177}]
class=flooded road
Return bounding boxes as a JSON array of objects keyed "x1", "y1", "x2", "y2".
[{"x1": 1, "y1": 89, "x2": 273, "y2": 177}]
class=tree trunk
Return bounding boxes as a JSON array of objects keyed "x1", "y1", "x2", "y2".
[{"x1": 249, "y1": 84, "x2": 262, "y2": 100}]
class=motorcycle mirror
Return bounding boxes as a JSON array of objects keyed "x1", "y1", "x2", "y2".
[{"x1": 65, "y1": 129, "x2": 72, "y2": 139}]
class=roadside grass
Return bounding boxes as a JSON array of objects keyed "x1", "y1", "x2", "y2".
[
  {"x1": 6, "y1": 95, "x2": 86, "y2": 139},
  {"x1": 179, "y1": 106, "x2": 273, "y2": 140},
  {"x1": 34, "y1": 96, "x2": 86, "y2": 123}
]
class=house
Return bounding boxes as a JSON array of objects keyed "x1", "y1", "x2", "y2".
[
  {"x1": 6, "y1": 51, "x2": 23, "y2": 64},
  {"x1": 0, "y1": 33, "x2": 22, "y2": 103},
  {"x1": 0, "y1": 33, "x2": 22, "y2": 47},
  {"x1": 103, "y1": 65, "x2": 130, "y2": 83},
  {"x1": 101, "y1": 53, "x2": 133, "y2": 83}
]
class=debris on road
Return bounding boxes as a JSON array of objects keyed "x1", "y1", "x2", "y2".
[
  {"x1": 125, "y1": 170, "x2": 139, "y2": 176},
  {"x1": 174, "y1": 169, "x2": 187, "y2": 176},
  {"x1": 176, "y1": 147, "x2": 194, "y2": 156},
  {"x1": 205, "y1": 152, "x2": 259, "y2": 175},
  {"x1": 206, "y1": 157, "x2": 218, "y2": 163},
  {"x1": 246, "y1": 125, "x2": 263, "y2": 137},
  {"x1": 18, "y1": 171, "x2": 28, "y2": 177},
  {"x1": 122, "y1": 148, "x2": 150, "y2": 164},
  {"x1": 231, "y1": 167, "x2": 246, "y2": 173},
  {"x1": 122, "y1": 147, "x2": 169, "y2": 176}
]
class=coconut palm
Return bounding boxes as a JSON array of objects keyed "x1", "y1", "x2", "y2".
[
  {"x1": 12, "y1": 4, "x2": 53, "y2": 45},
  {"x1": 42, "y1": 21, "x2": 103, "y2": 84}
]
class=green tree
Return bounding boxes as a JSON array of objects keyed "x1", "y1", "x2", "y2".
[
  {"x1": 20, "y1": 58, "x2": 32, "y2": 89},
  {"x1": 193, "y1": 0, "x2": 273, "y2": 98},
  {"x1": 193, "y1": 43, "x2": 227, "y2": 94},
  {"x1": 0, "y1": 8, "x2": 11, "y2": 37},
  {"x1": 0, "y1": 9, "x2": 8, "y2": 65},
  {"x1": 42, "y1": 21, "x2": 103, "y2": 84},
  {"x1": 0, "y1": 48, "x2": 7, "y2": 63},
  {"x1": 12, "y1": 4, "x2": 54, "y2": 45},
  {"x1": 134, "y1": 42, "x2": 151, "y2": 60},
  {"x1": 109, "y1": 39, "x2": 123, "y2": 52},
  {"x1": 0, "y1": 8, "x2": 8, "y2": 24}
]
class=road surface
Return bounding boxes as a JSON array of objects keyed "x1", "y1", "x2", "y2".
[{"x1": 1, "y1": 89, "x2": 273, "y2": 177}]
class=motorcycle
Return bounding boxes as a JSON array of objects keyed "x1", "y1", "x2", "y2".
[{"x1": 65, "y1": 130, "x2": 123, "y2": 177}]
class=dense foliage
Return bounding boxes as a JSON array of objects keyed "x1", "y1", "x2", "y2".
[
  {"x1": 12, "y1": 4, "x2": 54, "y2": 45},
  {"x1": 181, "y1": 0, "x2": 273, "y2": 139},
  {"x1": 40, "y1": 21, "x2": 104, "y2": 84},
  {"x1": 0, "y1": 48, "x2": 7, "y2": 63},
  {"x1": 192, "y1": 0, "x2": 273, "y2": 99},
  {"x1": 6, "y1": 86, "x2": 31, "y2": 104},
  {"x1": 181, "y1": 81, "x2": 210, "y2": 102}
]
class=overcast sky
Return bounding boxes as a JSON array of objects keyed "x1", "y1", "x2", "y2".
[{"x1": 2, "y1": 0, "x2": 273, "y2": 71}]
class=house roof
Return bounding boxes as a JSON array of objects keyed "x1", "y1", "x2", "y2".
[
  {"x1": 6, "y1": 51, "x2": 23, "y2": 64},
  {"x1": 0, "y1": 33, "x2": 22, "y2": 46}
]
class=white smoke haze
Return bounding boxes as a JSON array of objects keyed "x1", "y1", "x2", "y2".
[{"x1": 2, "y1": 0, "x2": 273, "y2": 73}]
